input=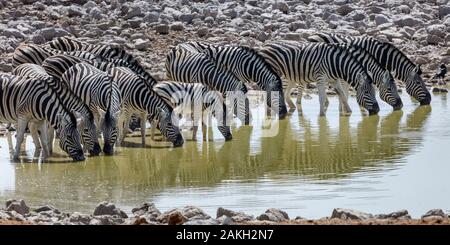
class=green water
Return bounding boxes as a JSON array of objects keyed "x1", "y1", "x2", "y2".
[{"x1": 1, "y1": 92, "x2": 449, "y2": 218}]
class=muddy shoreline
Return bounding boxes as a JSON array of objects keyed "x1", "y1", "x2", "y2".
[{"x1": 1, "y1": 199, "x2": 449, "y2": 225}]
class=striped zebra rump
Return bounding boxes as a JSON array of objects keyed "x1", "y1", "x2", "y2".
[
  {"x1": 107, "y1": 66, "x2": 184, "y2": 147},
  {"x1": 308, "y1": 33, "x2": 430, "y2": 105},
  {"x1": 165, "y1": 47, "x2": 251, "y2": 125},
  {"x1": 12, "y1": 63, "x2": 101, "y2": 156},
  {"x1": 62, "y1": 63, "x2": 121, "y2": 155},
  {"x1": 0, "y1": 74, "x2": 85, "y2": 161},
  {"x1": 153, "y1": 81, "x2": 232, "y2": 141}
]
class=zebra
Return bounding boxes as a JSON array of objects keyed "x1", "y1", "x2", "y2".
[
  {"x1": 61, "y1": 63, "x2": 121, "y2": 155},
  {"x1": 259, "y1": 42, "x2": 380, "y2": 116},
  {"x1": 107, "y1": 67, "x2": 184, "y2": 147},
  {"x1": 0, "y1": 74, "x2": 85, "y2": 161},
  {"x1": 48, "y1": 37, "x2": 156, "y2": 84},
  {"x1": 165, "y1": 47, "x2": 251, "y2": 125},
  {"x1": 12, "y1": 44, "x2": 100, "y2": 69},
  {"x1": 153, "y1": 81, "x2": 233, "y2": 141},
  {"x1": 178, "y1": 41, "x2": 288, "y2": 118},
  {"x1": 12, "y1": 63, "x2": 101, "y2": 156},
  {"x1": 308, "y1": 33, "x2": 431, "y2": 105}
]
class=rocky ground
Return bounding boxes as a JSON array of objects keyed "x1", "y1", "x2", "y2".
[
  {"x1": 1, "y1": 199, "x2": 449, "y2": 225},
  {"x1": 0, "y1": 0, "x2": 449, "y2": 85}
]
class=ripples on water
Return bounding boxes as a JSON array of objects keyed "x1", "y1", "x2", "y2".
[{"x1": 0, "y1": 92, "x2": 449, "y2": 218}]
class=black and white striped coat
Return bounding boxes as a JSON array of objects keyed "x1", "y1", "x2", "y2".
[
  {"x1": 0, "y1": 74, "x2": 85, "y2": 161},
  {"x1": 308, "y1": 33, "x2": 431, "y2": 105},
  {"x1": 334, "y1": 43, "x2": 403, "y2": 110},
  {"x1": 62, "y1": 63, "x2": 121, "y2": 155},
  {"x1": 178, "y1": 41, "x2": 288, "y2": 119},
  {"x1": 12, "y1": 44, "x2": 99, "y2": 69},
  {"x1": 107, "y1": 67, "x2": 184, "y2": 147},
  {"x1": 12, "y1": 64, "x2": 101, "y2": 156},
  {"x1": 165, "y1": 47, "x2": 251, "y2": 125},
  {"x1": 259, "y1": 42, "x2": 380, "y2": 116},
  {"x1": 153, "y1": 81, "x2": 232, "y2": 141}
]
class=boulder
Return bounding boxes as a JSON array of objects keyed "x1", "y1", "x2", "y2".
[
  {"x1": 375, "y1": 210, "x2": 411, "y2": 219},
  {"x1": 426, "y1": 24, "x2": 446, "y2": 38},
  {"x1": 374, "y1": 14, "x2": 390, "y2": 26},
  {"x1": 331, "y1": 208, "x2": 373, "y2": 220},
  {"x1": 216, "y1": 207, "x2": 254, "y2": 222},
  {"x1": 197, "y1": 27, "x2": 209, "y2": 37},
  {"x1": 5, "y1": 199, "x2": 30, "y2": 215},
  {"x1": 273, "y1": 1, "x2": 289, "y2": 14},
  {"x1": 336, "y1": 5, "x2": 354, "y2": 16},
  {"x1": 155, "y1": 24, "x2": 169, "y2": 35},
  {"x1": 168, "y1": 211, "x2": 188, "y2": 225},
  {"x1": 256, "y1": 208, "x2": 289, "y2": 222},
  {"x1": 93, "y1": 202, "x2": 128, "y2": 218},
  {"x1": 134, "y1": 39, "x2": 150, "y2": 50},
  {"x1": 393, "y1": 15, "x2": 424, "y2": 28},
  {"x1": 422, "y1": 209, "x2": 447, "y2": 218},
  {"x1": 1, "y1": 28, "x2": 25, "y2": 39}
]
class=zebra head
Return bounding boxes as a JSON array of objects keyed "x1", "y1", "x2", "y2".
[
  {"x1": 76, "y1": 110, "x2": 101, "y2": 156},
  {"x1": 156, "y1": 108, "x2": 184, "y2": 147},
  {"x1": 101, "y1": 109, "x2": 120, "y2": 155},
  {"x1": 356, "y1": 73, "x2": 380, "y2": 115},
  {"x1": 56, "y1": 113, "x2": 85, "y2": 161},
  {"x1": 379, "y1": 71, "x2": 403, "y2": 111},
  {"x1": 406, "y1": 65, "x2": 431, "y2": 105},
  {"x1": 266, "y1": 79, "x2": 288, "y2": 119}
]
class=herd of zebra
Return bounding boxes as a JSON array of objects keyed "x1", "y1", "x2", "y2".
[{"x1": 0, "y1": 33, "x2": 432, "y2": 161}]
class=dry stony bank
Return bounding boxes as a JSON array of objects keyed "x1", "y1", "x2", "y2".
[
  {"x1": 1, "y1": 199, "x2": 450, "y2": 225},
  {"x1": 0, "y1": 0, "x2": 449, "y2": 84}
]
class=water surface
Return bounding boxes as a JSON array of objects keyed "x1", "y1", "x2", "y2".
[{"x1": 1, "y1": 92, "x2": 449, "y2": 218}]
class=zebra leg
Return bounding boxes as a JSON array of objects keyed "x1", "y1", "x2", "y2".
[
  {"x1": 140, "y1": 113, "x2": 146, "y2": 146},
  {"x1": 334, "y1": 80, "x2": 352, "y2": 116},
  {"x1": 13, "y1": 118, "x2": 29, "y2": 160},
  {"x1": 37, "y1": 121, "x2": 50, "y2": 159},
  {"x1": 29, "y1": 122, "x2": 42, "y2": 150},
  {"x1": 285, "y1": 83, "x2": 296, "y2": 112},
  {"x1": 317, "y1": 79, "x2": 327, "y2": 117}
]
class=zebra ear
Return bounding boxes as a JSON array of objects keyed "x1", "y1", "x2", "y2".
[{"x1": 156, "y1": 107, "x2": 167, "y2": 118}]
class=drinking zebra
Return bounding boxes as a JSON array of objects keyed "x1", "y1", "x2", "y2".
[
  {"x1": 107, "y1": 67, "x2": 184, "y2": 147},
  {"x1": 153, "y1": 81, "x2": 233, "y2": 141},
  {"x1": 334, "y1": 43, "x2": 403, "y2": 111},
  {"x1": 308, "y1": 33, "x2": 431, "y2": 105},
  {"x1": 165, "y1": 47, "x2": 251, "y2": 125},
  {"x1": 12, "y1": 63, "x2": 101, "y2": 156},
  {"x1": 259, "y1": 42, "x2": 380, "y2": 116},
  {"x1": 12, "y1": 44, "x2": 100, "y2": 69},
  {"x1": 61, "y1": 63, "x2": 121, "y2": 155},
  {"x1": 178, "y1": 41, "x2": 288, "y2": 119},
  {"x1": 0, "y1": 74, "x2": 85, "y2": 161}
]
